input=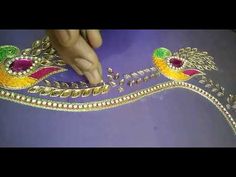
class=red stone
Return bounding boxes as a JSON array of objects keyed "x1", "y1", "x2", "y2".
[
  {"x1": 30, "y1": 67, "x2": 61, "y2": 79},
  {"x1": 169, "y1": 58, "x2": 183, "y2": 68},
  {"x1": 183, "y1": 69, "x2": 201, "y2": 76},
  {"x1": 10, "y1": 58, "x2": 33, "y2": 72}
]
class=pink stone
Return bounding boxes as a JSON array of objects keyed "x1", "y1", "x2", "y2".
[
  {"x1": 183, "y1": 69, "x2": 201, "y2": 76},
  {"x1": 10, "y1": 59, "x2": 33, "y2": 72},
  {"x1": 30, "y1": 67, "x2": 61, "y2": 79},
  {"x1": 169, "y1": 58, "x2": 183, "y2": 68}
]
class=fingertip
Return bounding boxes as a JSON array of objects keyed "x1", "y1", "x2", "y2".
[
  {"x1": 87, "y1": 30, "x2": 103, "y2": 49},
  {"x1": 84, "y1": 69, "x2": 102, "y2": 85}
]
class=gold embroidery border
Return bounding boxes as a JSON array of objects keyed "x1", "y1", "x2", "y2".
[{"x1": 0, "y1": 81, "x2": 235, "y2": 134}]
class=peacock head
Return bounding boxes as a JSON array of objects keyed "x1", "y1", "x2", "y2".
[{"x1": 0, "y1": 45, "x2": 66, "y2": 90}]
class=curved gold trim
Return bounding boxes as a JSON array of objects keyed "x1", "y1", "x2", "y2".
[{"x1": 0, "y1": 81, "x2": 235, "y2": 134}]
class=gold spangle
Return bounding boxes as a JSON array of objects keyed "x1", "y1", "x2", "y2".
[
  {"x1": 63, "y1": 104, "x2": 68, "y2": 108},
  {"x1": 26, "y1": 98, "x2": 31, "y2": 102},
  {"x1": 143, "y1": 76, "x2": 149, "y2": 82},
  {"x1": 144, "y1": 68, "x2": 150, "y2": 73},
  {"x1": 31, "y1": 49, "x2": 42, "y2": 56},
  {"x1": 10, "y1": 93, "x2": 15, "y2": 97},
  {"x1": 150, "y1": 67, "x2": 157, "y2": 72},
  {"x1": 119, "y1": 79, "x2": 125, "y2": 86},
  {"x1": 128, "y1": 80, "x2": 135, "y2": 87},
  {"x1": 101, "y1": 85, "x2": 110, "y2": 94},
  {"x1": 71, "y1": 82, "x2": 79, "y2": 89},
  {"x1": 61, "y1": 82, "x2": 70, "y2": 89},
  {"x1": 77, "y1": 104, "x2": 82, "y2": 109},
  {"x1": 32, "y1": 40, "x2": 41, "y2": 49},
  {"x1": 50, "y1": 89, "x2": 63, "y2": 97},
  {"x1": 21, "y1": 96, "x2": 26, "y2": 101},
  {"x1": 109, "y1": 81, "x2": 117, "y2": 87},
  {"x1": 137, "y1": 70, "x2": 145, "y2": 75},
  {"x1": 43, "y1": 54, "x2": 55, "y2": 60},
  {"x1": 93, "y1": 86, "x2": 103, "y2": 96},
  {"x1": 118, "y1": 87, "x2": 124, "y2": 93},
  {"x1": 28, "y1": 86, "x2": 43, "y2": 94},
  {"x1": 21, "y1": 48, "x2": 31, "y2": 56},
  {"x1": 52, "y1": 103, "x2": 57, "y2": 107},
  {"x1": 113, "y1": 73, "x2": 120, "y2": 80},
  {"x1": 37, "y1": 100, "x2": 42, "y2": 105},
  {"x1": 107, "y1": 67, "x2": 113, "y2": 74},
  {"x1": 79, "y1": 81, "x2": 88, "y2": 88},
  {"x1": 60, "y1": 89, "x2": 72, "y2": 98},
  {"x1": 42, "y1": 36, "x2": 50, "y2": 43},
  {"x1": 53, "y1": 81, "x2": 61, "y2": 88},
  {"x1": 136, "y1": 78, "x2": 142, "y2": 84},
  {"x1": 107, "y1": 74, "x2": 113, "y2": 81},
  {"x1": 93, "y1": 103, "x2": 98, "y2": 107},
  {"x1": 71, "y1": 89, "x2": 82, "y2": 98},
  {"x1": 150, "y1": 73, "x2": 155, "y2": 78},
  {"x1": 42, "y1": 42, "x2": 51, "y2": 50},
  {"x1": 124, "y1": 74, "x2": 131, "y2": 80},
  {"x1": 131, "y1": 72, "x2": 138, "y2": 78},
  {"x1": 57, "y1": 103, "x2": 62, "y2": 108},
  {"x1": 82, "y1": 88, "x2": 92, "y2": 97},
  {"x1": 39, "y1": 87, "x2": 53, "y2": 96}
]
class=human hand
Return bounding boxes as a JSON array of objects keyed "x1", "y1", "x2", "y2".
[{"x1": 47, "y1": 30, "x2": 103, "y2": 85}]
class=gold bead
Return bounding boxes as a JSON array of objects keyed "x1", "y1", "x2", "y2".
[{"x1": 37, "y1": 100, "x2": 42, "y2": 105}]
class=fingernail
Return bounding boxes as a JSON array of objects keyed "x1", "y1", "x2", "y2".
[
  {"x1": 54, "y1": 30, "x2": 70, "y2": 45},
  {"x1": 84, "y1": 69, "x2": 102, "y2": 85},
  {"x1": 74, "y1": 58, "x2": 93, "y2": 71}
]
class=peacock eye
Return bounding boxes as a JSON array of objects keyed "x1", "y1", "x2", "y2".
[
  {"x1": 169, "y1": 57, "x2": 184, "y2": 68},
  {"x1": 5, "y1": 56, "x2": 40, "y2": 76},
  {"x1": 166, "y1": 56, "x2": 186, "y2": 70},
  {"x1": 10, "y1": 58, "x2": 33, "y2": 72}
]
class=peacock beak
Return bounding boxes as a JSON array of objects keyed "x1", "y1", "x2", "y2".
[
  {"x1": 183, "y1": 69, "x2": 204, "y2": 77},
  {"x1": 29, "y1": 66, "x2": 66, "y2": 80}
]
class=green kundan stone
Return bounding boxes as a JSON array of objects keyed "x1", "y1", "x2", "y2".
[
  {"x1": 0, "y1": 45, "x2": 20, "y2": 62},
  {"x1": 153, "y1": 47, "x2": 172, "y2": 59}
]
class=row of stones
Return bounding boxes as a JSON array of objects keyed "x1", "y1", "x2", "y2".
[{"x1": 0, "y1": 82, "x2": 235, "y2": 133}]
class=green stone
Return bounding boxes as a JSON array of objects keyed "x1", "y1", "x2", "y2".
[
  {"x1": 153, "y1": 47, "x2": 172, "y2": 59},
  {"x1": 0, "y1": 45, "x2": 20, "y2": 63}
]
